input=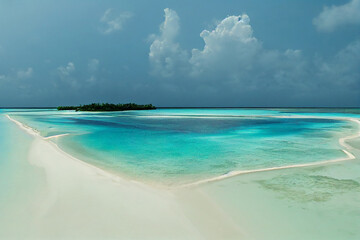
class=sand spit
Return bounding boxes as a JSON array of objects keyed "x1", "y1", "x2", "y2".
[
  {"x1": 182, "y1": 117, "x2": 360, "y2": 187},
  {"x1": 5, "y1": 114, "x2": 242, "y2": 239}
]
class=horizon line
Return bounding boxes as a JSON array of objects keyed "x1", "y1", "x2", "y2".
[{"x1": 1, "y1": 106, "x2": 360, "y2": 109}]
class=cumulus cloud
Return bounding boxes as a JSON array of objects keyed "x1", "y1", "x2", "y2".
[
  {"x1": 16, "y1": 67, "x2": 33, "y2": 79},
  {"x1": 313, "y1": 0, "x2": 360, "y2": 32},
  {"x1": 190, "y1": 14, "x2": 262, "y2": 76},
  {"x1": 58, "y1": 62, "x2": 75, "y2": 77},
  {"x1": 57, "y1": 62, "x2": 78, "y2": 88},
  {"x1": 148, "y1": 9, "x2": 360, "y2": 105},
  {"x1": 190, "y1": 14, "x2": 305, "y2": 85},
  {"x1": 100, "y1": 8, "x2": 133, "y2": 34},
  {"x1": 148, "y1": 8, "x2": 189, "y2": 78},
  {"x1": 149, "y1": 10, "x2": 304, "y2": 89}
]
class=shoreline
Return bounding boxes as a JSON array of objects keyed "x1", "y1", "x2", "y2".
[
  {"x1": 4, "y1": 114, "x2": 244, "y2": 239},
  {"x1": 6, "y1": 114, "x2": 148, "y2": 188},
  {"x1": 44, "y1": 133, "x2": 70, "y2": 139},
  {"x1": 3, "y1": 111, "x2": 360, "y2": 239},
  {"x1": 6, "y1": 114, "x2": 360, "y2": 188},
  {"x1": 183, "y1": 117, "x2": 360, "y2": 187}
]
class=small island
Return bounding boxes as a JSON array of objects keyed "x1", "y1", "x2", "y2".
[{"x1": 57, "y1": 103, "x2": 156, "y2": 112}]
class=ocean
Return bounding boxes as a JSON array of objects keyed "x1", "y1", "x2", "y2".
[
  {"x1": 1, "y1": 108, "x2": 360, "y2": 239},
  {"x1": 5, "y1": 108, "x2": 359, "y2": 185}
]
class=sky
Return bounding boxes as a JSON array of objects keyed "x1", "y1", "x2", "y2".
[{"x1": 0, "y1": 0, "x2": 359, "y2": 107}]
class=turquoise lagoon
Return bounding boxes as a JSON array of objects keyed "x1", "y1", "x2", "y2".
[
  {"x1": 6, "y1": 108, "x2": 359, "y2": 185},
  {"x1": 1, "y1": 108, "x2": 360, "y2": 240}
]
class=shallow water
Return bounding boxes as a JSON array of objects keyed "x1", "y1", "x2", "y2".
[
  {"x1": 5, "y1": 108, "x2": 359, "y2": 184},
  {"x1": 201, "y1": 158, "x2": 360, "y2": 240},
  {"x1": 1, "y1": 108, "x2": 360, "y2": 239}
]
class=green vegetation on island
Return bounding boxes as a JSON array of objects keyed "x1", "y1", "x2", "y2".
[{"x1": 57, "y1": 103, "x2": 156, "y2": 112}]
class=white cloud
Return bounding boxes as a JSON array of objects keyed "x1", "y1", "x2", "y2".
[
  {"x1": 190, "y1": 14, "x2": 262, "y2": 76},
  {"x1": 313, "y1": 0, "x2": 360, "y2": 32},
  {"x1": 87, "y1": 75, "x2": 97, "y2": 83},
  {"x1": 100, "y1": 8, "x2": 133, "y2": 34},
  {"x1": 149, "y1": 10, "x2": 303, "y2": 88},
  {"x1": 57, "y1": 62, "x2": 77, "y2": 88},
  {"x1": 58, "y1": 62, "x2": 75, "y2": 77},
  {"x1": 148, "y1": 8, "x2": 360, "y2": 104},
  {"x1": 148, "y1": 8, "x2": 189, "y2": 78},
  {"x1": 16, "y1": 67, "x2": 33, "y2": 79}
]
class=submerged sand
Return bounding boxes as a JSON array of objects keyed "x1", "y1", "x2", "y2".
[{"x1": 1, "y1": 114, "x2": 360, "y2": 239}]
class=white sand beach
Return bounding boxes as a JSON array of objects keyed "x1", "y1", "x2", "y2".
[
  {"x1": 1, "y1": 115, "x2": 242, "y2": 239},
  {"x1": 1, "y1": 114, "x2": 360, "y2": 240},
  {"x1": 2, "y1": 0, "x2": 359, "y2": 238}
]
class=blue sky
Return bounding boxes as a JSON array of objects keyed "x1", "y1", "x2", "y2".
[{"x1": 0, "y1": 0, "x2": 359, "y2": 107}]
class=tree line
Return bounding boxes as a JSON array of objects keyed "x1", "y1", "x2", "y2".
[{"x1": 57, "y1": 103, "x2": 156, "y2": 111}]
